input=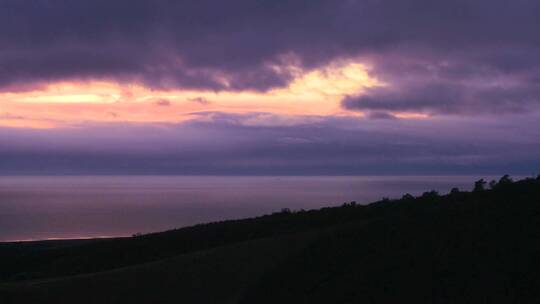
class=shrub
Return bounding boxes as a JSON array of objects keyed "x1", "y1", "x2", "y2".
[{"x1": 473, "y1": 179, "x2": 486, "y2": 192}]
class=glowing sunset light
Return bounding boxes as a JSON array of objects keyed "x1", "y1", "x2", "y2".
[
  {"x1": 394, "y1": 112, "x2": 430, "y2": 119},
  {"x1": 0, "y1": 118, "x2": 57, "y2": 129},
  {"x1": 0, "y1": 61, "x2": 383, "y2": 128},
  {"x1": 17, "y1": 94, "x2": 111, "y2": 104}
]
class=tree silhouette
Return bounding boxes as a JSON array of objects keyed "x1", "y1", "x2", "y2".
[
  {"x1": 402, "y1": 193, "x2": 415, "y2": 200},
  {"x1": 450, "y1": 187, "x2": 460, "y2": 195},
  {"x1": 421, "y1": 190, "x2": 439, "y2": 199},
  {"x1": 498, "y1": 174, "x2": 513, "y2": 186},
  {"x1": 280, "y1": 208, "x2": 291, "y2": 214},
  {"x1": 473, "y1": 179, "x2": 486, "y2": 192}
]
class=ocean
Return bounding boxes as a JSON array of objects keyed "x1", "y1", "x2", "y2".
[{"x1": 0, "y1": 175, "x2": 503, "y2": 242}]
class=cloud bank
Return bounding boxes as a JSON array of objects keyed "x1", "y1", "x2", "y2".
[
  {"x1": 1, "y1": 1, "x2": 540, "y2": 174},
  {"x1": 1, "y1": 113, "x2": 539, "y2": 175},
  {"x1": 0, "y1": 0, "x2": 539, "y2": 115}
]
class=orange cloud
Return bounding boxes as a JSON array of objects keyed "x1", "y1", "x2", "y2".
[{"x1": 0, "y1": 60, "x2": 413, "y2": 128}]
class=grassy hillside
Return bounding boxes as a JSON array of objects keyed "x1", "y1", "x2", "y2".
[
  {"x1": 1, "y1": 175, "x2": 540, "y2": 303},
  {"x1": 0, "y1": 199, "x2": 374, "y2": 282},
  {"x1": 242, "y1": 176, "x2": 540, "y2": 303},
  {"x1": 0, "y1": 231, "x2": 323, "y2": 304}
]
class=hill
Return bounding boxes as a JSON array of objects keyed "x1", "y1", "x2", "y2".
[{"x1": 1, "y1": 175, "x2": 540, "y2": 303}]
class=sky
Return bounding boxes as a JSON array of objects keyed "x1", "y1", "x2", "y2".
[{"x1": 1, "y1": 0, "x2": 539, "y2": 175}]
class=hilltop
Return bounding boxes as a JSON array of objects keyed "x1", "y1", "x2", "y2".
[{"x1": 1, "y1": 175, "x2": 540, "y2": 303}]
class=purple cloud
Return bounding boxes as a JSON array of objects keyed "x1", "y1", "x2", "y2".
[
  {"x1": 343, "y1": 53, "x2": 540, "y2": 115},
  {"x1": 0, "y1": 0, "x2": 538, "y2": 113},
  {"x1": 1, "y1": 112, "x2": 539, "y2": 175}
]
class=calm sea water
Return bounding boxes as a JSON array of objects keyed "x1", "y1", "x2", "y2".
[{"x1": 0, "y1": 175, "x2": 501, "y2": 242}]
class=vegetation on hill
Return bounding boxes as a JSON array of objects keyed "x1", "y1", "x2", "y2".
[
  {"x1": 1, "y1": 175, "x2": 540, "y2": 303},
  {"x1": 242, "y1": 175, "x2": 540, "y2": 303}
]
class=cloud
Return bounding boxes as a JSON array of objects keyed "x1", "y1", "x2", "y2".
[
  {"x1": 366, "y1": 111, "x2": 397, "y2": 120},
  {"x1": 0, "y1": 112, "x2": 25, "y2": 120},
  {"x1": 2, "y1": 1, "x2": 539, "y2": 175},
  {"x1": 154, "y1": 98, "x2": 171, "y2": 106},
  {"x1": 1, "y1": 112, "x2": 539, "y2": 175},
  {"x1": 187, "y1": 97, "x2": 210, "y2": 105},
  {"x1": 0, "y1": 0, "x2": 538, "y2": 113},
  {"x1": 343, "y1": 55, "x2": 540, "y2": 115}
]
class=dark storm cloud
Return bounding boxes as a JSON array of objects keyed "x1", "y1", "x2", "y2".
[
  {"x1": 1, "y1": 0, "x2": 539, "y2": 115},
  {"x1": 1, "y1": 113, "x2": 539, "y2": 175},
  {"x1": 344, "y1": 79, "x2": 540, "y2": 115},
  {"x1": 0, "y1": 0, "x2": 332, "y2": 91},
  {"x1": 343, "y1": 54, "x2": 540, "y2": 115}
]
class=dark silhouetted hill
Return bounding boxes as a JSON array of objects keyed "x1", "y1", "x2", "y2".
[{"x1": 1, "y1": 175, "x2": 540, "y2": 303}]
